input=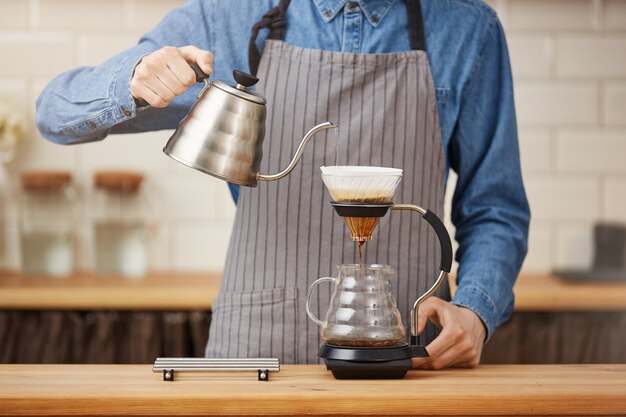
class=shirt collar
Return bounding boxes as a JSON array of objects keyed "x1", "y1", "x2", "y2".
[{"x1": 313, "y1": 0, "x2": 397, "y2": 28}]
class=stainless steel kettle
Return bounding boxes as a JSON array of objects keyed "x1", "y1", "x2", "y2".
[{"x1": 163, "y1": 67, "x2": 336, "y2": 187}]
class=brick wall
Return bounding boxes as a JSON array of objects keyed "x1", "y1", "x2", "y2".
[{"x1": 0, "y1": 0, "x2": 624, "y2": 273}]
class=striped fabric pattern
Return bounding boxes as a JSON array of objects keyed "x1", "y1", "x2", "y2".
[{"x1": 206, "y1": 40, "x2": 448, "y2": 364}]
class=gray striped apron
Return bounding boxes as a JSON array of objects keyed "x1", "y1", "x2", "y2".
[{"x1": 206, "y1": 0, "x2": 449, "y2": 364}]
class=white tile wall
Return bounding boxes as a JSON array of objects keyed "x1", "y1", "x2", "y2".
[
  {"x1": 508, "y1": 0, "x2": 595, "y2": 31},
  {"x1": 604, "y1": 83, "x2": 626, "y2": 126},
  {"x1": 0, "y1": 0, "x2": 624, "y2": 273}
]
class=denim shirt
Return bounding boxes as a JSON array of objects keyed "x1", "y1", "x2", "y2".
[{"x1": 36, "y1": 0, "x2": 530, "y2": 341}]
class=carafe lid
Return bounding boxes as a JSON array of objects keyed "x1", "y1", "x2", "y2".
[{"x1": 211, "y1": 70, "x2": 266, "y2": 105}]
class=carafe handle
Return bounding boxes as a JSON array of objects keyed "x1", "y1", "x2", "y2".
[{"x1": 305, "y1": 277, "x2": 336, "y2": 327}]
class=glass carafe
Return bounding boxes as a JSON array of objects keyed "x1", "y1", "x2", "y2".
[{"x1": 306, "y1": 264, "x2": 406, "y2": 347}]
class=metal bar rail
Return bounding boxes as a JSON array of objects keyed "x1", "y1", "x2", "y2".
[{"x1": 153, "y1": 357, "x2": 280, "y2": 381}]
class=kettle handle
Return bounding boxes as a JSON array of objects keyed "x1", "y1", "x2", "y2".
[
  {"x1": 135, "y1": 62, "x2": 209, "y2": 108},
  {"x1": 305, "y1": 277, "x2": 336, "y2": 327}
]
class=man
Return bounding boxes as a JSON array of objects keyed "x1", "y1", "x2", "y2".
[{"x1": 36, "y1": 0, "x2": 529, "y2": 369}]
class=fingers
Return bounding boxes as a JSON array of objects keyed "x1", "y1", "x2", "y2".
[
  {"x1": 416, "y1": 297, "x2": 445, "y2": 334},
  {"x1": 130, "y1": 45, "x2": 213, "y2": 108},
  {"x1": 421, "y1": 334, "x2": 476, "y2": 370},
  {"x1": 411, "y1": 300, "x2": 484, "y2": 371},
  {"x1": 178, "y1": 45, "x2": 214, "y2": 77}
]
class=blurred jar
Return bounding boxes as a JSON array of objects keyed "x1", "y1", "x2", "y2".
[
  {"x1": 19, "y1": 171, "x2": 76, "y2": 277},
  {"x1": 92, "y1": 171, "x2": 155, "y2": 278}
]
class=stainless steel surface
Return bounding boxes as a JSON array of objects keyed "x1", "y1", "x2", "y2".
[
  {"x1": 389, "y1": 204, "x2": 447, "y2": 337},
  {"x1": 411, "y1": 270, "x2": 448, "y2": 337},
  {"x1": 163, "y1": 71, "x2": 335, "y2": 186},
  {"x1": 390, "y1": 203, "x2": 427, "y2": 216},
  {"x1": 153, "y1": 357, "x2": 280, "y2": 372},
  {"x1": 211, "y1": 80, "x2": 266, "y2": 105},
  {"x1": 256, "y1": 121, "x2": 336, "y2": 182}
]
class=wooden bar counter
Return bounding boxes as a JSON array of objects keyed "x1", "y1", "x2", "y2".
[
  {"x1": 1, "y1": 364, "x2": 625, "y2": 416},
  {"x1": 1, "y1": 271, "x2": 626, "y2": 311}
]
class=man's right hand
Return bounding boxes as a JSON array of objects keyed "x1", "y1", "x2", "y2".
[{"x1": 130, "y1": 45, "x2": 213, "y2": 108}]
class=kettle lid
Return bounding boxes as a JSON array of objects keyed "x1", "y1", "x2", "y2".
[{"x1": 211, "y1": 70, "x2": 266, "y2": 105}]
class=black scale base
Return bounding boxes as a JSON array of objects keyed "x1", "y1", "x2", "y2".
[{"x1": 319, "y1": 343, "x2": 428, "y2": 380}]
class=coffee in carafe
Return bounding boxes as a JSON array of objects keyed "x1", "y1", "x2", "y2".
[{"x1": 306, "y1": 264, "x2": 407, "y2": 348}]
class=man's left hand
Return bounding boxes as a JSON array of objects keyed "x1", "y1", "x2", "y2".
[{"x1": 411, "y1": 297, "x2": 486, "y2": 369}]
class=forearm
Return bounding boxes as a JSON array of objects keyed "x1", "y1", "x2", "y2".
[
  {"x1": 35, "y1": 45, "x2": 154, "y2": 144},
  {"x1": 35, "y1": 0, "x2": 210, "y2": 144},
  {"x1": 451, "y1": 210, "x2": 528, "y2": 340}
]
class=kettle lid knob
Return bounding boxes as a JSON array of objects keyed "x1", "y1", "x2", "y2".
[{"x1": 233, "y1": 70, "x2": 259, "y2": 89}]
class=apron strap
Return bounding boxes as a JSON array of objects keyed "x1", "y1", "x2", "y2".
[
  {"x1": 248, "y1": 0, "x2": 291, "y2": 75},
  {"x1": 406, "y1": 0, "x2": 426, "y2": 51},
  {"x1": 248, "y1": 0, "x2": 426, "y2": 74}
]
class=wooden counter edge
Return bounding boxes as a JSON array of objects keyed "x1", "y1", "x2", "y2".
[{"x1": 1, "y1": 365, "x2": 626, "y2": 416}]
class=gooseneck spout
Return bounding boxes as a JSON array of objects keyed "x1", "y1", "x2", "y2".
[{"x1": 256, "y1": 121, "x2": 336, "y2": 182}]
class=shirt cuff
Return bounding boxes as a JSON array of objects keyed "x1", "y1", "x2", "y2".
[
  {"x1": 451, "y1": 284, "x2": 498, "y2": 343},
  {"x1": 110, "y1": 53, "x2": 147, "y2": 123}
]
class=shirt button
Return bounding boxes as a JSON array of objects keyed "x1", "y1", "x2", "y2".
[
  {"x1": 123, "y1": 107, "x2": 132, "y2": 117},
  {"x1": 324, "y1": 10, "x2": 331, "y2": 17},
  {"x1": 371, "y1": 14, "x2": 379, "y2": 23},
  {"x1": 88, "y1": 121, "x2": 97, "y2": 129},
  {"x1": 348, "y1": 2, "x2": 358, "y2": 10}
]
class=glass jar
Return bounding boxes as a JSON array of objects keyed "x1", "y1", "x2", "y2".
[
  {"x1": 92, "y1": 171, "x2": 154, "y2": 278},
  {"x1": 306, "y1": 264, "x2": 406, "y2": 347},
  {"x1": 19, "y1": 171, "x2": 76, "y2": 277}
]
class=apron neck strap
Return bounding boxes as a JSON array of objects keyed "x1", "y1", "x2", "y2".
[
  {"x1": 406, "y1": 0, "x2": 426, "y2": 51},
  {"x1": 248, "y1": 0, "x2": 290, "y2": 75},
  {"x1": 248, "y1": 0, "x2": 426, "y2": 75}
]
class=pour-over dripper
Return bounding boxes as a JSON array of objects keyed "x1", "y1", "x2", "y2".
[{"x1": 320, "y1": 166, "x2": 402, "y2": 241}]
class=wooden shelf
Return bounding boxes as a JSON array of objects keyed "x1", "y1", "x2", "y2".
[
  {"x1": 0, "y1": 271, "x2": 221, "y2": 310},
  {"x1": 1, "y1": 364, "x2": 625, "y2": 416},
  {"x1": 508, "y1": 273, "x2": 626, "y2": 311},
  {"x1": 1, "y1": 271, "x2": 625, "y2": 311}
]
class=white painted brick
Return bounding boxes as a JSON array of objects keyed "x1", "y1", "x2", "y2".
[
  {"x1": 605, "y1": 0, "x2": 626, "y2": 31},
  {"x1": 37, "y1": 0, "x2": 123, "y2": 30},
  {"x1": 524, "y1": 176, "x2": 599, "y2": 221},
  {"x1": 213, "y1": 181, "x2": 237, "y2": 222},
  {"x1": 557, "y1": 129, "x2": 626, "y2": 173},
  {"x1": 131, "y1": 0, "x2": 184, "y2": 30},
  {"x1": 555, "y1": 223, "x2": 593, "y2": 269},
  {"x1": 557, "y1": 37, "x2": 626, "y2": 78},
  {"x1": 0, "y1": 224, "x2": 20, "y2": 270},
  {"x1": 604, "y1": 179, "x2": 626, "y2": 222},
  {"x1": 169, "y1": 221, "x2": 232, "y2": 271},
  {"x1": 0, "y1": 0, "x2": 28, "y2": 30},
  {"x1": 523, "y1": 222, "x2": 553, "y2": 272},
  {"x1": 508, "y1": 36, "x2": 552, "y2": 78},
  {"x1": 11, "y1": 128, "x2": 75, "y2": 172},
  {"x1": 515, "y1": 83, "x2": 598, "y2": 126},
  {"x1": 0, "y1": 34, "x2": 74, "y2": 77},
  {"x1": 149, "y1": 222, "x2": 170, "y2": 271},
  {"x1": 158, "y1": 176, "x2": 217, "y2": 220},
  {"x1": 77, "y1": 36, "x2": 138, "y2": 66},
  {"x1": 518, "y1": 129, "x2": 551, "y2": 173},
  {"x1": 75, "y1": 130, "x2": 171, "y2": 174},
  {"x1": 508, "y1": 0, "x2": 594, "y2": 31},
  {"x1": 604, "y1": 83, "x2": 626, "y2": 126}
]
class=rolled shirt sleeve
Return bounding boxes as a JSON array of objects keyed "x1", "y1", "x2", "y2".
[
  {"x1": 35, "y1": 0, "x2": 211, "y2": 144},
  {"x1": 448, "y1": 15, "x2": 530, "y2": 341}
]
